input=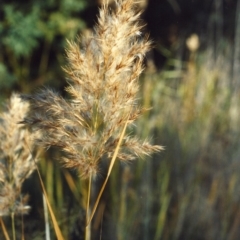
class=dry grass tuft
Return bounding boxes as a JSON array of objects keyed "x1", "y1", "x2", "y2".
[
  {"x1": 0, "y1": 93, "x2": 40, "y2": 216},
  {"x1": 21, "y1": 0, "x2": 163, "y2": 179}
]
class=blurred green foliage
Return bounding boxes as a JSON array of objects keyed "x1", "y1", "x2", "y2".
[{"x1": 0, "y1": 0, "x2": 87, "y2": 100}]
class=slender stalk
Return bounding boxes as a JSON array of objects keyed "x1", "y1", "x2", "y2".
[
  {"x1": 35, "y1": 165, "x2": 65, "y2": 240},
  {"x1": 21, "y1": 201, "x2": 25, "y2": 240},
  {"x1": 24, "y1": 139, "x2": 64, "y2": 240},
  {"x1": 85, "y1": 173, "x2": 92, "y2": 240},
  {"x1": 43, "y1": 194, "x2": 51, "y2": 240},
  {"x1": 11, "y1": 212, "x2": 16, "y2": 240},
  {"x1": 0, "y1": 218, "x2": 10, "y2": 240}
]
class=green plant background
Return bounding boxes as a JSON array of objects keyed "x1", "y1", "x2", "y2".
[{"x1": 1, "y1": 0, "x2": 240, "y2": 239}]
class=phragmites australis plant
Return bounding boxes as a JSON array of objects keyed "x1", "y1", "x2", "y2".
[
  {"x1": 0, "y1": 93, "x2": 41, "y2": 240},
  {"x1": 21, "y1": 0, "x2": 163, "y2": 231},
  {"x1": 0, "y1": 93, "x2": 40, "y2": 217}
]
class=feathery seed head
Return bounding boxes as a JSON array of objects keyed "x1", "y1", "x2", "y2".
[
  {"x1": 22, "y1": 0, "x2": 162, "y2": 179},
  {"x1": 0, "y1": 93, "x2": 40, "y2": 216}
]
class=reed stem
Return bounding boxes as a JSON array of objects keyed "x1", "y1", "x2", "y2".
[
  {"x1": 11, "y1": 213, "x2": 16, "y2": 240},
  {"x1": 85, "y1": 173, "x2": 92, "y2": 240},
  {"x1": 0, "y1": 218, "x2": 10, "y2": 240}
]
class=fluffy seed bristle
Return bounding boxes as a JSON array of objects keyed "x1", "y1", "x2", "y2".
[
  {"x1": 0, "y1": 93, "x2": 40, "y2": 216},
  {"x1": 21, "y1": 0, "x2": 162, "y2": 179}
]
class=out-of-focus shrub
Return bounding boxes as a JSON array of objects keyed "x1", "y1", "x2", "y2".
[{"x1": 0, "y1": 0, "x2": 87, "y2": 99}]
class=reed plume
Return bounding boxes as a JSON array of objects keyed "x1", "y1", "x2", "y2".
[
  {"x1": 0, "y1": 93, "x2": 40, "y2": 216},
  {"x1": 21, "y1": 0, "x2": 163, "y2": 179}
]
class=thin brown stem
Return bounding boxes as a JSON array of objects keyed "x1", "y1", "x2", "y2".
[
  {"x1": 36, "y1": 165, "x2": 65, "y2": 240},
  {"x1": 0, "y1": 218, "x2": 10, "y2": 240}
]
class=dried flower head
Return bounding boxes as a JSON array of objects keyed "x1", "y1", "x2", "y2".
[
  {"x1": 0, "y1": 93, "x2": 39, "y2": 216},
  {"x1": 22, "y1": 0, "x2": 163, "y2": 179}
]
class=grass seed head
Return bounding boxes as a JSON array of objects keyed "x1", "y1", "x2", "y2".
[
  {"x1": 0, "y1": 93, "x2": 40, "y2": 216},
  {"x1": 22, "y1": 0, "x2": 162, "y2": 179}
]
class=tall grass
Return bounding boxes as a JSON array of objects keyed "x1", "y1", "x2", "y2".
[
  {"x1": 92, "y1": 32, "x2": 240, "y2": 239},
  {"x1": 19, "y1": 0, "x2": 162, "y2": 238},
  {"x1": 0, "y1": 94, "x2": 40, "y2": 239},
  {"x1": 129, "y1": 37, "x2": 240, "y2": 239},
  {"x1": 2, "y1": 0, "x2": 240, "y2": 239}
]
